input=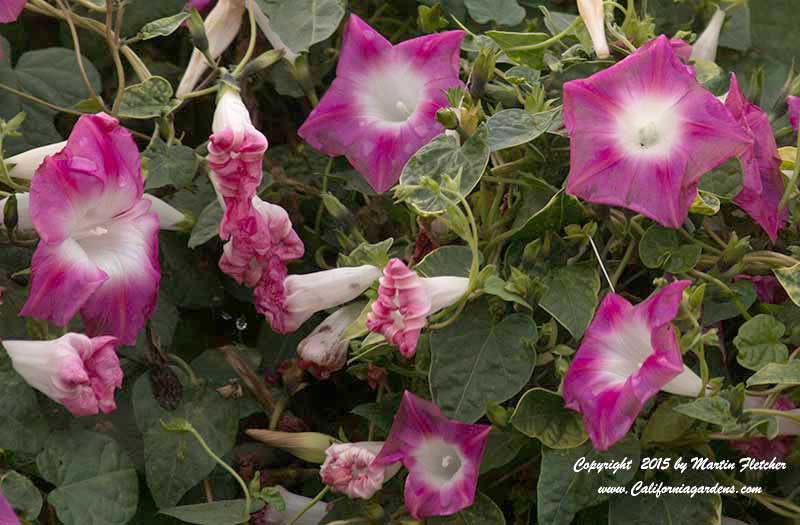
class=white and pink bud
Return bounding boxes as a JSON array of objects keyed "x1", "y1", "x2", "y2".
[
  {"x1": 690, "y1": 8, "x2": 725, "y2": 63},
  {"x1": 576, "y1": 0, "x2": 609, "y2": 59},
  {"x1": 320, "y1": 442, "x2": 400, "y2": 499},
  {"x1": 246, "y1": 429, "x2": 335, "y2": 464},
  {"x1": 297, "y1": 303, "x2": 362, "y2": 380},
  {"x1": 2, "y1": 333, "x2": 123, "y2": 417}
]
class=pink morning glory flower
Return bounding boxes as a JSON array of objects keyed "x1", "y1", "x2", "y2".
[
  {"x1": 0, "y1": 0, "x2": 25, "y2": 23},
  {"x1": 297, "y1": 15, "x2": 465, "y2": 193},
  {"x1": 564, "y1": 35, "x2": 752, "y2": 228},
  {"x1": 297, "y1": 302, "x2": 362, "y2": 380},
  {"x1": 2, "y1": 333, "x2": 123, "y2": 417},
  {"x1": 789, "y1": 96, "x2": 800, "y2": 131},
  {"x1": 259, "y1": 265, "x2": 381, "y2": 334},
  {"x1": 563, "y1": 281, "x2": 704, "y2": 451},
  {"x1": 367, "y1": 258, "x2": 468, "y2": 358},
  {"x1": 20, "y1": 113, "x2": 160, "y2": 345},
  {"x1": 0, "y1": 490, "x2": 18, "y2": 525},
  {"x1": 725, "y1": 74, "x2": 787, "y2": 241},
  {"x1": 320, "y1": 441, "x2": 400, "y2": 499},
  {"x1": 373, "y1": 391, "x2": 491, "y2": 519}
]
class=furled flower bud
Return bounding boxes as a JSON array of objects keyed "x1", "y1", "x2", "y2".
[
  {"x1": 246, "y1": 429, "x2": 336, "y2": 463},
  {"x1": 690, "y1": 8, "x2": 725, "y2": 63},
  {"x1": 577, "y1": 0, "x2": 610, "y2": 59},
  {"x1": 297, "y1": 303, "x2": 362, "y2": 380},
  {"x1": 2, "y1": 333, "x2": 123, "y2": 417},
  {"x1": 5, "y1": 141, "x2": 66, "y2": 180},
  {"x1": 320, "y1": 442, "x2": 400, "y2": 499},
  {"x1": 143, "y1": 195, "x2": 195, "y2": 232}
]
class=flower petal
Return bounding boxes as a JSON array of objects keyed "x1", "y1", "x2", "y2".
[{"x1": 0, "y1": 0, "x2": 25, "y2": 23}]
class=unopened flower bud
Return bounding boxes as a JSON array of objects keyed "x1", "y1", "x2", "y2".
[
  {"x1": 3, "y1": 193, "x2": 17, "y2": 231},
  {"x1": 246, "y1": 429, "x2": 336, "y2": 463},
  {"x1": 435, "y1": 107, "x2": 459, "y2": 130}
]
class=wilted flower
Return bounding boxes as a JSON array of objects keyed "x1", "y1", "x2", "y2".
[
  {"x1": 367, "y1": 363, "x2": 388, "y2": 390},
  {"x1": 20, "y1": 113, "x2": 160, "y2": 345},
  {"x1": 0, "y1": 0, "x2": 25, "y2": 23},
  {"x1": 0, "y1": 490, "x2": 18, "y2": 525},
  {"x1": 374, "y1": 391, "x2": 490, "y2": 518},
  {"x1": 563, "y1": 281, "x2": 704, "y2": 451},
  {"x1": 563, "y1": 36, "x2": 751, "y2": 228},
  {"x1": 260, "y1": 265, "x2": 381, "y2": 334},
  {"x1": 725, "y1": 74, "x2": 786, "y2": 241},
  {"x1": 176, "y1": 0, "x2": 246, "y2": 97},
  {"x1": 731, "y1": 396, "x2": 799, "y2": 460},
  {"x1": 690, "y1": 8, "x2": 725, "y2": 63},
  {"x1": 246, "y1": 429, "x2": 335, "y2": 464},
  {"x1": 367, "y1": 259, "x2": 468, "y2": 358},
  {"x1": 298, "y1": 15, "x2": 465, "y2": 192},
  {"x1": 733, "y1": 275, "x2": 788, "y2": 304},
  {"x1": 2, "y1": 333, "x2": 123, "y2": 417},
  {"x1": 789, "y1": 96, "x2": 800, "y2": 131},
  {"x1": 297, "y1": 303, "x2": 362, "y2": 380},
  {"x1": 320, "y1": 442, "x2": 400, "y2": 499},
  {"x1": 576, "y1": 0, "x2": 609, "y2": 59}
]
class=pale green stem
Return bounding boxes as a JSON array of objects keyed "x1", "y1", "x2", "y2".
[
  {"x1": 232, "y1": 0, "x2": 258, "y2": 77},
  {"x1": 287, "y1": 486, "x2": 329, "y2": 525}
]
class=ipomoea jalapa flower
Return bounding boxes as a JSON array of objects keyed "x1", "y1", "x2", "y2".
[
  {"x1": 367, "y1": 259, "x2": 468, "y2": 358},
  {"x1": 789, "y1": 96, "x2": 800, "y2": 131},
  {"x1": 373, "y1": 391, "x2": 490, "y2": 518},
  {"x1": 298, "y1": 15, "x2": 465, "y2": 193},
  {"x1": 724, "y1": 73, "x2": 787, "y2": 241},
  {"x1": 690, "y1": 7, "x2": 726, "y2": 63},
  {"x1": 563, "y1": 281, "x2": 704, "y2": 451},
  {"x1": 0, "y1": 0, "x2": 25, "y2": 23},
  {"x1": 2, "y1": 333, "x2": 123, "y2": 417},
  {"x1": 259, "y1": 265, "x2": 381, "y2": 334},
  {"x1": 576, "y1": 0, "x2": 609, "y2": 59},
  {"x1": 245, "y1": 429, "x2": 335, "y2": 464},
  {"x1": 297, "y1": 302, "x2": 362, "y2": 380},
  {"x1": 563, "y1": 36, "x2": 751, "y2": 228},
  {"x1": 320, "y1": 442, "x2": 401, "y2": 499},
  {"x1": 0, "y1": 490, "x2": 18, "y2": 525},
  {"x1": 20, "y1": 113, "x2": 160, "y2": 345},
  {"x1": 0, "y1": 193, "x2": 192, "y2": 233},
  {"x1": 259, "y1": 486, "x2": 327, "y2": 525},
  {"x1": 176, "y1": 0, "x2": 246, "y2": 97}
]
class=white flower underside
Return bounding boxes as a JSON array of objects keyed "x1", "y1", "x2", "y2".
[{"x1": 615, "y1": 95, "x2": 683, "y2": 158}]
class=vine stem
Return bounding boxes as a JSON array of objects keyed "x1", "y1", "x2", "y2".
[
  {"x1": 777, "y1": 131, "x2": 800, "y2": 212},
  {"x1": 287, "y1": 486, "x2": 329, "y2": 525},
  {"x1": 744, "y1": 408, "x2": 800, "y2": 425},
  {"x1": 105, "y1": 0, "x2": 127, "y2": 114},
  {"x1": 504, "y1": 16, "x2": 582, "y2": 52},
  {"x1": 688, "y1": 270, "x2": 752, "y2": 320},
  {"x1": 0, "y1": 83, "x2": 84, "y2": 116},
  {"x1": 232, "y1": 0, "x2": 258, "y2": 77},
  {"x1": 166, "y1": 353, "x2": 199, "y2": 386},
  {"x1": 588, "y1": 236, "x2": 615, "y2": 293},
  {"x1": 53, "y1": 0, "x2": 103, "y2": 109}
]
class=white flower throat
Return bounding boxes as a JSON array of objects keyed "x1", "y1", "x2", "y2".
[
  {"x1": 360, "y1": 63, "x2": 426, "y2": 123},
  {"x1": 616, "y1": 95, "x2": 682, "y2": 158}
]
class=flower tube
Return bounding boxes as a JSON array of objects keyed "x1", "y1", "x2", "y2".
[
  {"x1": 367, "y1": 259, "x2": 468, "y2": 358},
  {"x1": 373, "y1": 391, "x2": 490, "y2": 518},
  {"x1": 297, "y1": 303, "x2": 362, "y2": 379},
  {"x1": 2, "y1": 333, "x2": 123, "y2": 417},
  {"x1": 320, "y1": 442, "x2": 401, "y2": 499},
  {"x1": 690, "y1": 8, "x2": 725, "y2": 63},
  {"x1": 576, "y1": 0, "x2": 609, "y2": 59},
  {"x1": 298, "y1": 15, "x2": 465, "y2": 192},
  {"x1": 260, "y1": 265, "x2": 381, "y2": 334},
  {"x1": 258, "y1": 486, "x2": 327, "y2": 525},
  {"x1": 563, "y1": 35, "x2": 751, "y2": 228},
  {"x1": 724, "y1": 74, "x2": 787, "y2": 240},
  {"x1": 20, "y1": 113, "x2": 160, "y2": 345},
  {"x1": 5, "y1": 141, "x2": 66, "y2": 180},
  {"x1": 563, "y1": 281, "x2": 702, "y2": 451}
]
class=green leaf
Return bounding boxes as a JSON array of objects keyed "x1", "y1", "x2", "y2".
[
  {"x1": 119, "y1": 76, "x2": 175, "y2": 119},
  {"x1": 512, "y1": 388, "x2": 587, "y2": 449},
  {"x1": 0, "y1": 47, "x2": 101, "y2": 155},
  {"x1": 465, "y1": 0, "x2": 525, "y2": 26},
  {"x1": 430, "y1": 300, "x2": 537, "y2": 422},
  {"x1": 399, "y1": 126, "x2": 490, "y2": 214},
  {"x1": 0, "y1": 350, "x2": 48, "y2": 454},
  {"x1": 188, "y1": 201, "x2": 223, "y2": 249},
  {"x1": 698, "y1": 159, "x2": 743, "y2": 199},
  {"x1": 674, "y1": 396, "x2": 734, "y2": 426},
  {"x1": 160, "y1": 500, "x2": 254, "y2": 525},
  {"x1": 640, "y1": 399, "x2": 695, "y2": 446},
  {"x1": 638, "y1": 225, "x2": 702, "y2": 273},
  {"x1": 536, "y1": 436, "x2": 640, "y2": 525},
  {"x1": 337, "y1": 238, "x2": 393, "y2": 268},
  {"x1": 511, "y1": 190, "x2": 583, "y2": 242},
  {"x1": 702, "y1": 279, "x2": 756, "y2": 325},
  {"x1": 160, "y1": 232, "x2": 225, "y2": 308},
  {"x1": 479, "y1": 428, "x2": 529, "y2": 473},
  {"x1": 486, "y1": 108, "x2": 559, "y2": 151},
  {"x1": 0, "y1": 471, "x2": 42, "y2": 521},
  {"x1": 415, "y1": 245, "x2": 482, "y2": 278},
  {"x1": 773, "y1": 263, "x2": 800, "y2": 307},
  {"x1": 254, "y1": 0, "x2": 346, "y2": 54},
  {"x1": 608, "y1": 472, "x2": 722, "y2": 524},
  {"x1": 135, "y1": 377, "x2": 239, "y2": 508},
  {"x1": 144, "y1": 138, "x2": 198, "y2": 190},
  {"x1": 37, "y1": 431, "x2": 138, "y2": 525},
  {"x1": 351, "y1": 396, "x2": 402, "y2": 434},
  {"x1": 734, "y1": 314, "x2": 788, "y2": 371},
  {"x1": 480, "y1": 272, "x2": 531, "y2": 309},
  {"x1": 538, "y1": 263, "x2": 600, "y2": 339},
  {"x1": 487, "y1": 31, "x2": 549, "y2": 69},
  {"x1": 746, "y1": 361, "x2": 800, "y2": 386},
  {"x1": 718, "y1": 1, "x2": 751, "y2": 51},
  {"x1": 135, "y1": 12, "x2": 192, "y2": 41},
  {"x1": 428, "y1": 493, "x2": 505, "y2": 525}
]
